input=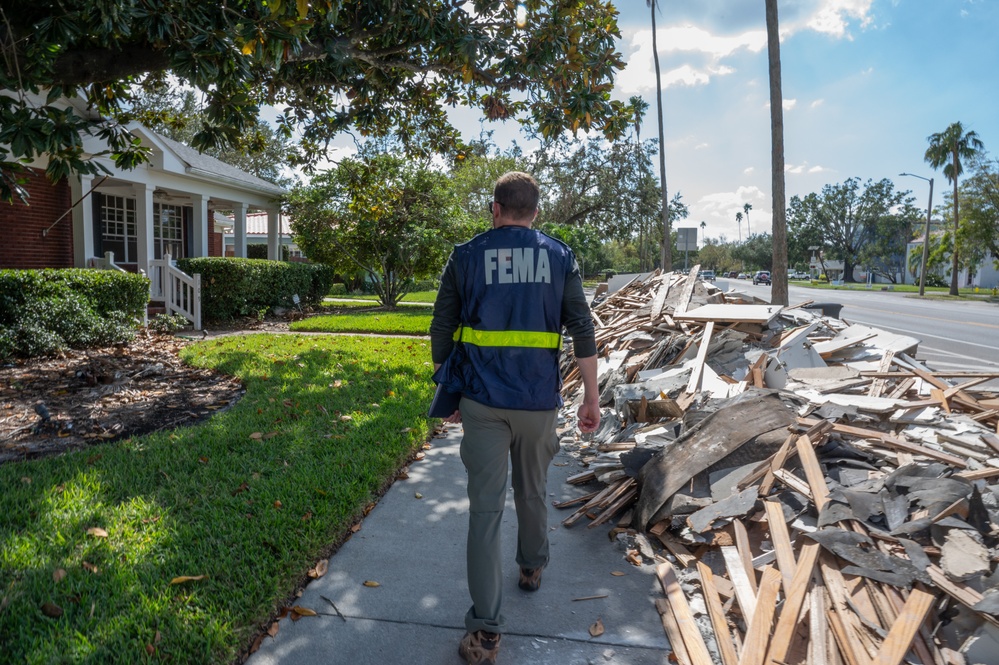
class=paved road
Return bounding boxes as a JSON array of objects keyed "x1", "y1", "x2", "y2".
[{"x1": 717, "y1": 279, "x2": 999, "y2": 376}]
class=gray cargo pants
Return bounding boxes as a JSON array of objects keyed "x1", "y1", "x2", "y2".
[{"x1": 458, "y1": 397, "x2": 560, "y2": 635}]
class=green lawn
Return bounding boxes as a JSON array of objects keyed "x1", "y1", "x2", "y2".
[
  {"x1": 0, "y1": 334, "x2": 435, "y2": 664},
  {"x1": 292, "y1": 308, "x2": 433, "y2": 335}
]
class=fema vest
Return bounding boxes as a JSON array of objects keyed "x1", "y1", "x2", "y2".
[{"x1": 443, "y1": 226, "x2": 575, "y2": 410}]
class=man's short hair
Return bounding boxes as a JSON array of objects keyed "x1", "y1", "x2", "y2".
[{"x1": 494, "y1": 172, "x2": 539, "y2": 221}]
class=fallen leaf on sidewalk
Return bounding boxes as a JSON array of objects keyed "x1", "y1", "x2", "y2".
[
  {"x1": 290, "y1": 605, "x2": 317, "y2": 618},
  {"x1": 267, "y1": 622, "x2": 280, "y2": 637},
  {"x1": 589, "y1": 618, "x2": 605, "y2": 637},
  {"x1": 307, "y1": 559, "x2": 329, "y2": 579},
  {"x1": 362, "y1": 580, "x2": 380, "y2": 587},
  {"x1": 610, "y1": 571, "x2": 626, "y2": 577}
]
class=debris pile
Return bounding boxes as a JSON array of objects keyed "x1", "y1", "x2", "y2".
[{"x1": 559, "y1": 267, "x2": 999, "y2": 664}]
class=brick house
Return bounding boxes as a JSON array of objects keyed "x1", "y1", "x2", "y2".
[{"x1": 1, "y1": 122, "x2": 287, "y2": 273}]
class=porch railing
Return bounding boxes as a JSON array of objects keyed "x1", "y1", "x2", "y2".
[
  {"x1": 87, "y1": 251, "x2": 127, "y2": 272},
  {"x1": 149, "y1": 254, "x2": 202, "y2": 330}
]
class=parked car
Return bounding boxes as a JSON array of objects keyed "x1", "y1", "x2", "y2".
[
  {"x1": 752, "y1": 270, "x2": 771, "y2": 285},
  {"x1": 789, "y1": 270, "x2": 809, "y2": 280},
  {"x1": 726, "y1": 271, "x2": 739, "y2": 278},
  {"x1": 737, "y1": 272, "x2": 748, "y2": 280},
  {"x1": 699, "y1": 270, "x2": 716, "y2": 282}
]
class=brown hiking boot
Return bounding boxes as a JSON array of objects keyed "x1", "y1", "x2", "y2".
[
  {"x1": 518, "y1": 566, "x2": 544, "y2": 592},
  {"x1": 458, "y1": 630, "x2": 501, "y2": 664}
]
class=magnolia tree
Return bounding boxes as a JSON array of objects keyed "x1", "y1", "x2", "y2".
[
  {"x1": 288, "y1": 155, "x2": 469, "y2": 307},
  {"x1": 0, "y1": 0, "x2": 633, "y2": 202}
]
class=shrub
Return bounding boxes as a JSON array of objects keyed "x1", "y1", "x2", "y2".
[
  {"x1": 148, "y1": 313, "x2": 190, "y2": 333},
  {"x1": 328, "y1": 283, "x2": 347, "y2": 296},
  {"x1": 177, "y1": 257, "x2": 337, "y2": 321},
  {"x1": 0, "y1": 268, "x2": 148, "y2": 324},
  {"x1": 0, "y1": 277, "x2": 138, "y2": 359}
]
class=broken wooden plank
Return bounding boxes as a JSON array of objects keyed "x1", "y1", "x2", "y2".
[
  {"x1": 696, "y1": 561, "x2": 739, "y2": 665},
  {"x1": 797, "y1": 417, "x2": 968, "y2": 468},
  {"x1": 871, "y1": 584, "x2": 936, "y2": 665},
  {"x1": 673, "y1": 264, "x2": 701, "y2": 316},
  {"x1": 795, "y1": 434, "x2": 831, "y2": 511},
  {"x1": 731, "y1": 519, "x2": 759, "y2": 594},
  {"x1": 722, "y1": 545, "x2": 757, "y2": 626},
  {"x1": 685, "y1": 320, "x2": 715, "y2": 395},
  {"x1": 737, "y1": 566, "x2": 782, "y2": 665},
  {"x1": 657, "y1": 561, "x2": 715, "y2": 665},
  {"x1": 765, "y1": 541, "x2": 820, "y2": 665},
  {"x1": 764, "y1": 499, "x2": 797, "y2": 588},
  {"x1": 655, "y1": 598, "x2": 692, "y2": 665}
]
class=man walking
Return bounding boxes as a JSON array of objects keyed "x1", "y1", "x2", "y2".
[{"x1": 430, "y1": 172, "x2": 601, "y2": 664}]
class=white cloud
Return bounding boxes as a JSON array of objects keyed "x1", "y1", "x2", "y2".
[
  {"x1": 810, "y1": 99, "x2": 825, "y2": 109},
  {"x1": 695, "y1": 143, "x2": 710, "y2": 150},
  {"x1": 785, "y1": 162, "x2": 831, "y2": 175},
  {"x1": 802, "y1": 0, "x2": 875, "y2": 39},
  {"x1": 808, "y1": 165, "x2": 829, "y2": 173},
  {"x1": 783, "y1": 99, "x2": 798, "y2": 111},
  {"x1": 743, "y1": 167, "x2": 755, "y2": 174}
]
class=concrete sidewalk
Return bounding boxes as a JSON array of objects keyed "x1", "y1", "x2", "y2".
[{"x1": 245, "y1": 424, "x2": 671, "y2": 665}]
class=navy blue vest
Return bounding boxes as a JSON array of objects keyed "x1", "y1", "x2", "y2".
[{"x1": 438, "y1": 226, "x2": 576, "y2": 410}]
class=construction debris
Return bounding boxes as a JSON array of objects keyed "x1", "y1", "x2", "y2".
[{"x1": 558, "y1": 266, "x2": 999, "y2": 664}]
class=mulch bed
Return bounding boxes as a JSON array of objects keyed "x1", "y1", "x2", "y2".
[{"x1": 0, "y1": 331, "x2": 245, "y2": 465}]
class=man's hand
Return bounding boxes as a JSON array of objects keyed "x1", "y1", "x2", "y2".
[
  {"x1": 443, "y1": 409, "x2": 462, "y2": 424},
  {"x1": 577, "y1": 399, "x2": 600, "y2": 433}
]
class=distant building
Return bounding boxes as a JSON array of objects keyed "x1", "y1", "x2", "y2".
[
  {"x1": 907, "y1": 234, "x2": 998, "y2": 289},
  {"x1": 222, "y1": 212, "x2": 305, "y2": 260}
]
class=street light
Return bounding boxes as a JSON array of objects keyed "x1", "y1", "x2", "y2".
[{"x1": 899, "y1": 172, "x2": 934, "y2": 297}]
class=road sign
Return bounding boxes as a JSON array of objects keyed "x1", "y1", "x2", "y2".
[{"x1": 677, "y1": 227, "x2": 698, "y2": 252}]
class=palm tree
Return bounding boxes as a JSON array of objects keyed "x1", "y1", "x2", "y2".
[
  {"x1": 699, "y1": 220, "x2": 706, "y2": 248},
  {"x1": 743, "y1": 202, "x2": 753, "y2": 238},
  {"x1": 924, "y1": 121, "x2": 984, "y2": 296},
  {"x1": 647, "y1": 0, "x2": 672, "y2": 271},
  {"x1": 736, "y1": 212, "x2": 743, "y2": 243},
  {"x1": 766, "y1": 0, "x2": 788, "y2": 306}
]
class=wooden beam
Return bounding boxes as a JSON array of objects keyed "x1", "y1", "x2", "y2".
[
  {"x1": 656, "y1": 598, "x2": 692, "y2": 665},
  {"x1": 765, "y1": 541, "x2": 820, "y2": 665},
  {"x1": 871, "y1": 585, "x2": 936, "y2": 665},
  {"x1": 732, "y1": 519, "x2": 759, "y2": 594},
  {"x1": 686, "y1": 320, "x2": 715, "y2": 394},
  {"x1": 657, "y1": 561, "x2": 715, "y2": 665}
]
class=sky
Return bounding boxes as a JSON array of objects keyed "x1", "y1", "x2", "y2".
[
  {"x1": 312, "y1": 0, "x2": 998, "y2": 246},
  {"x1": 602, "y1": 0, "x2": 999, "y2": 245}
]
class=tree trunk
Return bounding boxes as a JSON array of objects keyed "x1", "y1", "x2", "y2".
[
  {"x1": 650, "y1": 3, "x2": 672, "y2": 271},
  {"x1": 950, "y1": 148, "x2": 960, "y2": 296},
  {"x1": 765, "y1": 0, "x2": 788, "y2": 306}
]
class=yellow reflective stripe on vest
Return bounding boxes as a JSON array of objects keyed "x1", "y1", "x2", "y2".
[{"x1": 454, "y1": 327, "x2": 561, "y2": 349}]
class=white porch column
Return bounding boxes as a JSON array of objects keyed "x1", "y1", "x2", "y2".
[
  {"x1": 133, "y1": 183, "x2": 155, "y2": 274},
  {"x1": 267, "y1": 209, "x2": 280, "y2": 261},
  {"x1": 234, "y1": 202, "x2": 248, "y2": 258},
  {"x1": 70, "y1": 174, "x2": 95, "y2": 267},
  {"x1": 191, "y1": 194, "x2": 210, "y2": 257}
]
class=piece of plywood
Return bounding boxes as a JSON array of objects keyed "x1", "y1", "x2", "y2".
[
  {"x1": 674, "y1": 303, "x2": 783, "y2": 324},
  {"x1": 697, "y1": 562, "x2": 739, "y2": 665},
  {"x1": 657, "y1": 561, "x2": 715, "y2": 665},
  {"x1": 871, "y1": 585, "x2": 936, "y2": 665}
]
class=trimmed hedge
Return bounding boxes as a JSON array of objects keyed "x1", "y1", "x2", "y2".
[
  {"x1": 0, "y1": 269, "x2": 147, "y2": 359},
  {"x1": 177, "y1": 257, "x2": 336, "y2": 321}
]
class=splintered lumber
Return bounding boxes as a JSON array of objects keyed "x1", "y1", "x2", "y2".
[
  {"x1": 697, "y1": 562, "x2": 739, "y2": 665},
  {"x1": 868, "y1": 350, "x2": 897, "y2": 397},
  {"x1": 737, "y1": 566, "x2": 782, "y2": 665},
  {"x1": 871, "y1": 585, "x2": 936, "y2": 665},
  {"x1": 808, "y1": 584, "x2": 832, "y2": 665},
  {"x1": 674, "y1": 304, "x2": 782, "y2": 325},
  {"x1": 765, "y1": 541, "x2": 821, "y2": 665},
  {"x1": 656, "y1": 561, "x2": 714, "y2": 665},
  {"x1": 820, "y1": 552, "x2": 874, "y2": 665},
  {"x1": 673, "y1": 264, "x2": 700, "y2": 316}
]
